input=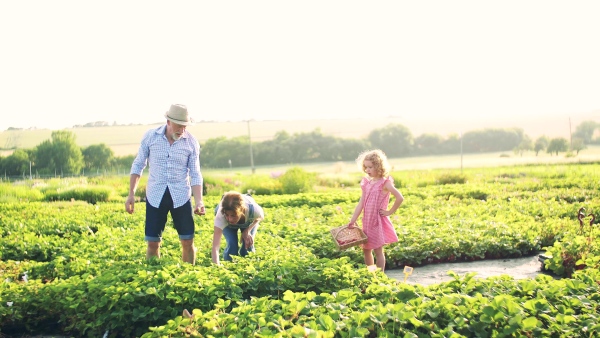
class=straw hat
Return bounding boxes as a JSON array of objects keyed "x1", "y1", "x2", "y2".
[{"x1": 164, "y1": 104, "x2": 193, "y2": 126}]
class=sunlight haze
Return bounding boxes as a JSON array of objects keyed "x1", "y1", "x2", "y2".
[{"x1": 1, "y1": 1, "x2": 599, "y2": 136}]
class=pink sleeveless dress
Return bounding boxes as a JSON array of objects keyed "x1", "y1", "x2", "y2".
[{"x1": 360, "y1": 176, "x2": 399, "y2": 250}]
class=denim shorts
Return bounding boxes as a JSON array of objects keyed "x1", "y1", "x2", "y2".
[{"x1": 145, "y1": 188, "x2": 195, "y2": 242}]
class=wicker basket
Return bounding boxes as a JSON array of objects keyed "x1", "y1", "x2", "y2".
[{"x1": 330, "y1": 225, "x2": 368, "y2": 250}]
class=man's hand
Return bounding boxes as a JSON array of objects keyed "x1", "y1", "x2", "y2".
[
  {"x1": 125, "y1": 196, "x2": 135, "y2": 214},
  {"x1": 194, "y1": 202, "x2": 205, "y2": 216}
]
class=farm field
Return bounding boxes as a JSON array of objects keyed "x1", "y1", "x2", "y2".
[{"x1": 1, "y1": 162, "x2": 599, "y2": 336}]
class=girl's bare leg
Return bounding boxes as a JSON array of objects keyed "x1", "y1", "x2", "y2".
[
  {"x1": 363, "y1": 248, "x2": 374, "y2": 266},
  {"x1": 374, "y1": 247, "x2": 386, "y2": 272}
]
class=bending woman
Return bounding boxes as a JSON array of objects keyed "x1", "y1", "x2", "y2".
[{"x1": 212, "y1": 191, "x2": 264, "y2": 265}]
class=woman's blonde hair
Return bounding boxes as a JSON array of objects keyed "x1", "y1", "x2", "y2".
[
  {"x1": 220, "y1": 191, "x2": 247, "y2": 218},
  {"x1": 356, "y1": 149, "x2": 390, "y2": 178}
]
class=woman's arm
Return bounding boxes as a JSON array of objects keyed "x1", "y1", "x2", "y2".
[
  {"x1": 244, "y1": 216, "x2": 263, "y2": 233},
  {"x1": 241, "y1": 200, "x2": 264, "y2": 247},
  {"x1": 241, "y1": 216, "x2": 263, "y2": 249},
  {"x1": 211, "y1": 227, "x2": 224, "y2": 265},
  {"x1": 241, "y1": 201, "x2": 264, "y2": 248}
]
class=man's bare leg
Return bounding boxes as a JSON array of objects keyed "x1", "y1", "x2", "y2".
[
  {"x1": 181, "y1": 239, "x2": 197, "y2": 265},
  {"x1": 147, "y1": 241, "x2": 161, "y2": 260}
]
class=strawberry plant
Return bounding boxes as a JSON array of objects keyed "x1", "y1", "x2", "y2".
[{"x1": 1, "y1": 163, "x2": 600, "y2": 336}]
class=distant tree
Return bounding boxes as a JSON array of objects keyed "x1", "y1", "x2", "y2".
[
  {"x1": 33, "y1": 131, "x2": 84, "y2": 175},
  {"x1": 572, "y1": 120, "x2": 598, "y2": 144},
  {"x1": 513, "y1": 135, "x2": 533, "y2": 157},
  {"x1": 337, "y1": 138, "x2": 371, "y2": 160},
  {"x1": 440, "y1": 134, "x2": 461, "y2": 154},
  {"x1": 462, "y1": 128, "x2": 524, "y2": 153},
  {"x1": 367, "y1": 124, "x2": 413, "y2": 157},
  {"x1": 286, "y1": 129, "x2": 330, "y2": 162},
  {"x1": 534, "y1": 136, "x2": 549, "y2": 156},
  {"x1": 414, "y1": 133, "x2": 444, "y2": 155},
  {"x1": 82, "y1": 144, "x2": 115, "y2": 171},
  {"x1": 1, "y1": 149, "x2": 30, "y2": 176},
  {"x1": 112, "y1": 155, "x2": 135, "y2": 172},
  {"x1": 570, "y1": 137, "x2": 586, "y2": 155},
  {"x1": 254, "y1": 131, "x2": 294, "y2": 165},
  {"x1": 254, "y1": 130, "x2": 370, "y2": 165},
  {"x1": 201, "y1": 136, "x2": 250, "y2": 168},
  {"x1": 546, "y1": 137, "x2": 569, "y2": 156}
]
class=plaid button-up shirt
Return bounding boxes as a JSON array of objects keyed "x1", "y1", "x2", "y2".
[{"x1": 130, "y1": 125, "x2": 203, "y2": 208}]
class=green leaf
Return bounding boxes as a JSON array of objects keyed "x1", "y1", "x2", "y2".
[
  {"x1": 522, "y1": 317, "x2": 539, "y2": 330},
  {"x1": 427, "y1": 310, "x2": 440, "y2": 318},
  {"x1": 318, "y1": 314, "x2": 336, "y2": 331},
  {"x1": 408, "y1": 317, "x2": 424, "y2": 327}
]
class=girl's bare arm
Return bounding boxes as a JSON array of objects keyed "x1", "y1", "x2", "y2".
[
  {"x1": 381, "y1": 180, "x2": 404, "y2": 216},
  {"x1": 347, "y1": 196, "x2": 365, "y2": 227}
]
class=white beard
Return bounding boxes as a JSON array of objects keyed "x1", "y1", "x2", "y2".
[{"x1": 172, "y1": 133, "x2": 181, "y2": 141}]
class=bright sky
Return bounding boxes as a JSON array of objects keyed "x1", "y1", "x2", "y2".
[{"x1": 1, "y1": 1, "x2": 599, "y2": 131}]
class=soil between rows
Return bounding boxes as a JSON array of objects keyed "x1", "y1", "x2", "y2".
[{"x1": 384, "y1": 253, "x2": 557, "y2": 286}]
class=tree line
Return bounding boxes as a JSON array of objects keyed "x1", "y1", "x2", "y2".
[
  {"x1": 0, "y1": 121, "x2": 598, "y2": 176},
  {"x1": 200, "y1": 120, "x2": 598, "y2": 168}
]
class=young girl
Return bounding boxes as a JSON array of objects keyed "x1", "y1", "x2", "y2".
[{"x1": 348, "y1": 149, "x2": 404, "y2": 272}]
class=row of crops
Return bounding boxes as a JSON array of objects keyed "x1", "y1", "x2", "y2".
[{"x1": 1, "y1": 163, "x2": 600, "y2": 337}]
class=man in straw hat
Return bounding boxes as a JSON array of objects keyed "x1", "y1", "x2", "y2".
[{"x1": 125, "y1": 104, "x2": 205, "y2": 264}]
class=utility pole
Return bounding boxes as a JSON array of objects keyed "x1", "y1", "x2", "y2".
[
  {"x1": 569, "y1": 117, "x2": 572, "y2": 148},
  {"x1": 247, "y1": 120, "x2": 255, "y2": 174},
  {"x1": 460, "y1": 132, "x2": 463, "y2": 174}
]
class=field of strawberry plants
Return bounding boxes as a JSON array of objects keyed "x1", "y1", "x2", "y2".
[{"x1": 1, "y1": 163, "x2": 599, "y2": 337}]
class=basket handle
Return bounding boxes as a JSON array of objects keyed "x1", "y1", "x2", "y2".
[{"x1": 332, "y1": 225, "x2": 349, "y2": 240}]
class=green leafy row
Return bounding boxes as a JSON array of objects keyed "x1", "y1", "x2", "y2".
[
  {"x1": 1, "y1": 163, "x2": 599, "y2": 336},
  {"x1": 144, "y1": 270, "x2": 600, "y2": 337}
]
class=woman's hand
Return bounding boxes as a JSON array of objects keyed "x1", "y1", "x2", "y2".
[
  {"x1": 347, "y1": 222, "x2": 357, "y2": 229},
  {"x1": 241, "y1": 229, "x2": 254, "y2": 249}
]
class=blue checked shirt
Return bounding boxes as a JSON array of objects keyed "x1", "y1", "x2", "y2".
[{"x1": 130, "y1": 125, "x2": 203, "y2": 208}]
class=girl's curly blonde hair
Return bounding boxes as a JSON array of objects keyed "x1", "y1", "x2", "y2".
[{"x1": 356, "y1": 149, "x2": 391, "y2": 178}]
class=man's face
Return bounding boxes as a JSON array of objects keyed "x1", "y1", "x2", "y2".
[{"x1": 167, "y1": 121, "x2": 187, "y2": 141}]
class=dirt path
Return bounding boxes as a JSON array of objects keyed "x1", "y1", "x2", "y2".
[{"x1": 385, "y1": 254, "x2": 556, "y2": 286}]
